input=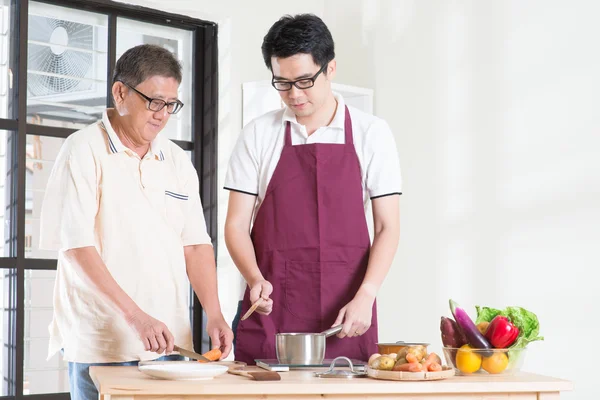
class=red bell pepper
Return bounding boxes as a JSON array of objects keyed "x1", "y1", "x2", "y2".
[{"x1": 484, "y1": 315, "x2": 520, "y2": 348}]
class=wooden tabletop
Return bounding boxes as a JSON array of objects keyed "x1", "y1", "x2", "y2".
[{"x1": 90, "y1": 366, "x2": 573, "y2": 398}]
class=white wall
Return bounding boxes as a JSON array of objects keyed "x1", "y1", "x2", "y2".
[
  {"x1": 117, "y1": 1, "x2": 595, "y2": 398},
  {"x1": 325, "y1": 1, "x2": 599, "y2": 399}
]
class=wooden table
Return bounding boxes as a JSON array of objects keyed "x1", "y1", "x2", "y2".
[{"x1": 90, "y1": 366, "x2": 573, "y2": 399}]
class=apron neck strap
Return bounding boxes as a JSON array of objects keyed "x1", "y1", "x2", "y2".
[
  {"x1": 343, "y1": 106, "x2": 353, "y2": 146},
  {"x1": 283, "y1": 105, "x2": 353, "y2": 148},
  {"x1": 284, "y1": 121, "x2": 293, "y2": 147}
]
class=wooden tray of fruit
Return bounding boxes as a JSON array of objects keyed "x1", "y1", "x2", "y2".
[{"x1": 367, "y1": 345, "x2": 455, "y2": 381}]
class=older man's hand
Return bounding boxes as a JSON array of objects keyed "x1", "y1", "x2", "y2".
[
  {"x1": 126, "y1": 309, "x2": 175, "y2": 354},
  {"x1": 206, "y1": 316, "x2": 234, "y2": 359}
]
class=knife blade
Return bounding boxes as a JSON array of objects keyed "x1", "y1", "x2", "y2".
[{"x1": 173, "y1": 345, "x2": 211, "y2": 362}]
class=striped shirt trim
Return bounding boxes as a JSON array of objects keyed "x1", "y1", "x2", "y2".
[
  {"x1": 223, "y1": 187, "x2": 259, "y2": 196},
  {"x1": 154, "y1": 150, "x2": 165, "y2": 161},
  {"x1": 370, "y1": 192, "x2": 402, "y2": 200},
  {"x1": 165, "y1": 190, "x2": 188, "y2": 200},
  {"x1": 99, "y1": 121, "x2": 118, "y2": 154},
  {"x1": 107, "y1": 133, "x2": 118, "y2": 154},
  {"x1": 101, "y1": 120, "x2": 164, "y2": 160}
]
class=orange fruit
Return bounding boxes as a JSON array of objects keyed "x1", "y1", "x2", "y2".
[
  {"x1": 455, "y1": 345, "x2": 482, "y2": 373},
  {"x1": 481, "y1": 352, "x2": 509, "y2": 374}
]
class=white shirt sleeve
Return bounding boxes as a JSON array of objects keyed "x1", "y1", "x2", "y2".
[
  {"x1": 224, "y1": 121, "x2": 260, "y2": 196},
  {"x1": 365, "y1": 118, "x2": 403, "y2": 199},
  {"x1": 180, "y1": 159, "x2": 213, "y2": 246},
  {"x1": 39, "y1": 141, "x2": 98, "y2": 251}
]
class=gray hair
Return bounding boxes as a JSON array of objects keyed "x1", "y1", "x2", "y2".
[{"x1": 112, "y1": 44, "x2": 182, "y2": 87}]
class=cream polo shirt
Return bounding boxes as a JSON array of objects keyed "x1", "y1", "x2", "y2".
[
  {"x1": 39, "y1": 110, "x2": 212, "y2": 363},
  {"x1": 224, "y1": 92, "x2": 403, "y2": 217}
]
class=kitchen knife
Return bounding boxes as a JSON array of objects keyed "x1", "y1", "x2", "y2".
[{"x1": 173, "y1": 345, "x2": 211, "y2": 362}]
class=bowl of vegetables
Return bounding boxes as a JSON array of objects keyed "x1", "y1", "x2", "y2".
[
  {"x1": 440, "y1": 299, "x2": 543, "y2": 375},
  {"x1": 442, "y1": 346, "x2": 526, "y2": 375}
]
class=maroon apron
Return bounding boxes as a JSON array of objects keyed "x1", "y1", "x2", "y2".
[{"x1": 235, "y1": 106, "x2": 378, "y2": 365}]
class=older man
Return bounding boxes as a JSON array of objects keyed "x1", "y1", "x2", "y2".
[{"x1": 39, "y1": 44, "x2": 232, "y2": 399}]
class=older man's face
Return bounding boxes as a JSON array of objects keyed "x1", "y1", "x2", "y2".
[{"x1": 117, "y1": 75, "x2": 180, "y2": 144}]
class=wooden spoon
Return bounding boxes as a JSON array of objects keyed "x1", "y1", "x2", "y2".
[{"x1": 241, "y1": 298, "x2": 264, "y2": 321}]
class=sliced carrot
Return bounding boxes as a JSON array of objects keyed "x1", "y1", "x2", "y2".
[{"x1": 197, "y1": 348, "x2": 222, "y2": 362}]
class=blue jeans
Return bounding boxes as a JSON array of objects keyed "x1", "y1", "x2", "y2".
[
  {"x1": 68, "y1": 354, "x2": 183, "y2": 400},
  {"x1": 232, "y1": 300, "x2": 243, "y2": 348}
]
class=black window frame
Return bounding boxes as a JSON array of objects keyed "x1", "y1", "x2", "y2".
[{"x1": 0, "y1": 0, "x2": 218, "y2": 398}]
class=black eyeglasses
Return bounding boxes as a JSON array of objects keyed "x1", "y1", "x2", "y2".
[
  {"x1": 119, "y1": 81, "x2": 184, "y2": 114},
  {"x1": 271, "y1": 62, "x2": 329, "y2": 92}
]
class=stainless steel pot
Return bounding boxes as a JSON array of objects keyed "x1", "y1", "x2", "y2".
[{"x1": 276, "y1": 325, "x2": 343, "y2": 365}]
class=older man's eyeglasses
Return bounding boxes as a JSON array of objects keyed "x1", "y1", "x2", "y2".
[
  {"x1": 271, "y1": 62, "x2": 329, "y2": 92},
  {"x1": 119, "y1": 81, "x2": 184, "y2": 114}
]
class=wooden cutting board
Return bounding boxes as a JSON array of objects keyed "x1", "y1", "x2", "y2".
[{"x1": 366, "y1": 366, "x2": 455, "y2": 381}]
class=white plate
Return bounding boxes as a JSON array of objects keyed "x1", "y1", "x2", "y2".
[{"x1": 138, "y1": 361, "x2": 228, "y2": 380}]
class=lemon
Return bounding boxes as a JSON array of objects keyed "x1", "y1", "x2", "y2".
[
  {"x1": 482, "y1": 352, "x2": 509, "y2": 374},
  {"x1": 456, "y1": 345, "x2": 482, "y2": 374}
]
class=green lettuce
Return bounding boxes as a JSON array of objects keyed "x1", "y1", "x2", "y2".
[
  {"x1": 475, "y1": 306, "x2": 503, "y2": 324},
  {"x1": 475, "y1": 305, "x2": 544, "y2": 349}
]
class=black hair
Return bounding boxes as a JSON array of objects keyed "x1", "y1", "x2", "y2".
[
  {"x1": 113, "y1": 44, "x2": 182, "y2": 86},
  {"x1": 261, "y1": 14, "x2": 335, "y2": 72}
]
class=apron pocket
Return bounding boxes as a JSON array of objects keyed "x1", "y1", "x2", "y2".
[
  {"x1": 284, "y1": 260, "x2": 350, "y2": 322},
  {"x1": 320, "y1": 262, "x2": 363, "y2": 325}
]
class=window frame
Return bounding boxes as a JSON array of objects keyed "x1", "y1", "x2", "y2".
[{"x1": 0, "y1": 0, "x2": 218, "y2": 397}]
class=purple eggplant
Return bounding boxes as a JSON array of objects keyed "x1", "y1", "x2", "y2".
[
  {"x1": 449, "y1": 299, "x2": 492, "y2": 354},
  {"x1": 440, "y1": 316, "x2": 467, "y2": 348},
  {"x1": 440, "y1": 316, "x2": 468, "y2": 363}
]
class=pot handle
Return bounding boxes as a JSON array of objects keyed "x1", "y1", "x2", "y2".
[{"x1": 321, "y1": 325, "x2": 343, "y2": 337}]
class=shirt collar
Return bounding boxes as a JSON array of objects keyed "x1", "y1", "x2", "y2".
[
  {"x1": 101, "y1": 110, "x2": 165, "y2": 161},
  {"x1": 150, "y1": 137, "x2": 165, "y2": 161},
  {"x1": 282, "y1": 91, "x2": 346, "y2": 130}
]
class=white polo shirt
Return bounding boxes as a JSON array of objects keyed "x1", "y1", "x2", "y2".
[
  {"x1": 224, "y1": 93, "x2": 402, "y2": 300},
  {"x1": 224, "y1": 92, "x2": 403, "y2": 217},
  {"x1": 39, "y1": 110, "x2": 212, "y2": 363}
]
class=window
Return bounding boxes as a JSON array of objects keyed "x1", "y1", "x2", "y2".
[
  {"x1": 25, "y1": 135, "x2": 65, "y2": 260},
  {"x1": 0, "y1": 0, "x2": 218, "y2": 397},
  {"x1": 26, "y1": 3, "x2": 108, "y2": 130},
  {"x1": 0, "y1": 0, "x2": 16, "y2": 121}
]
